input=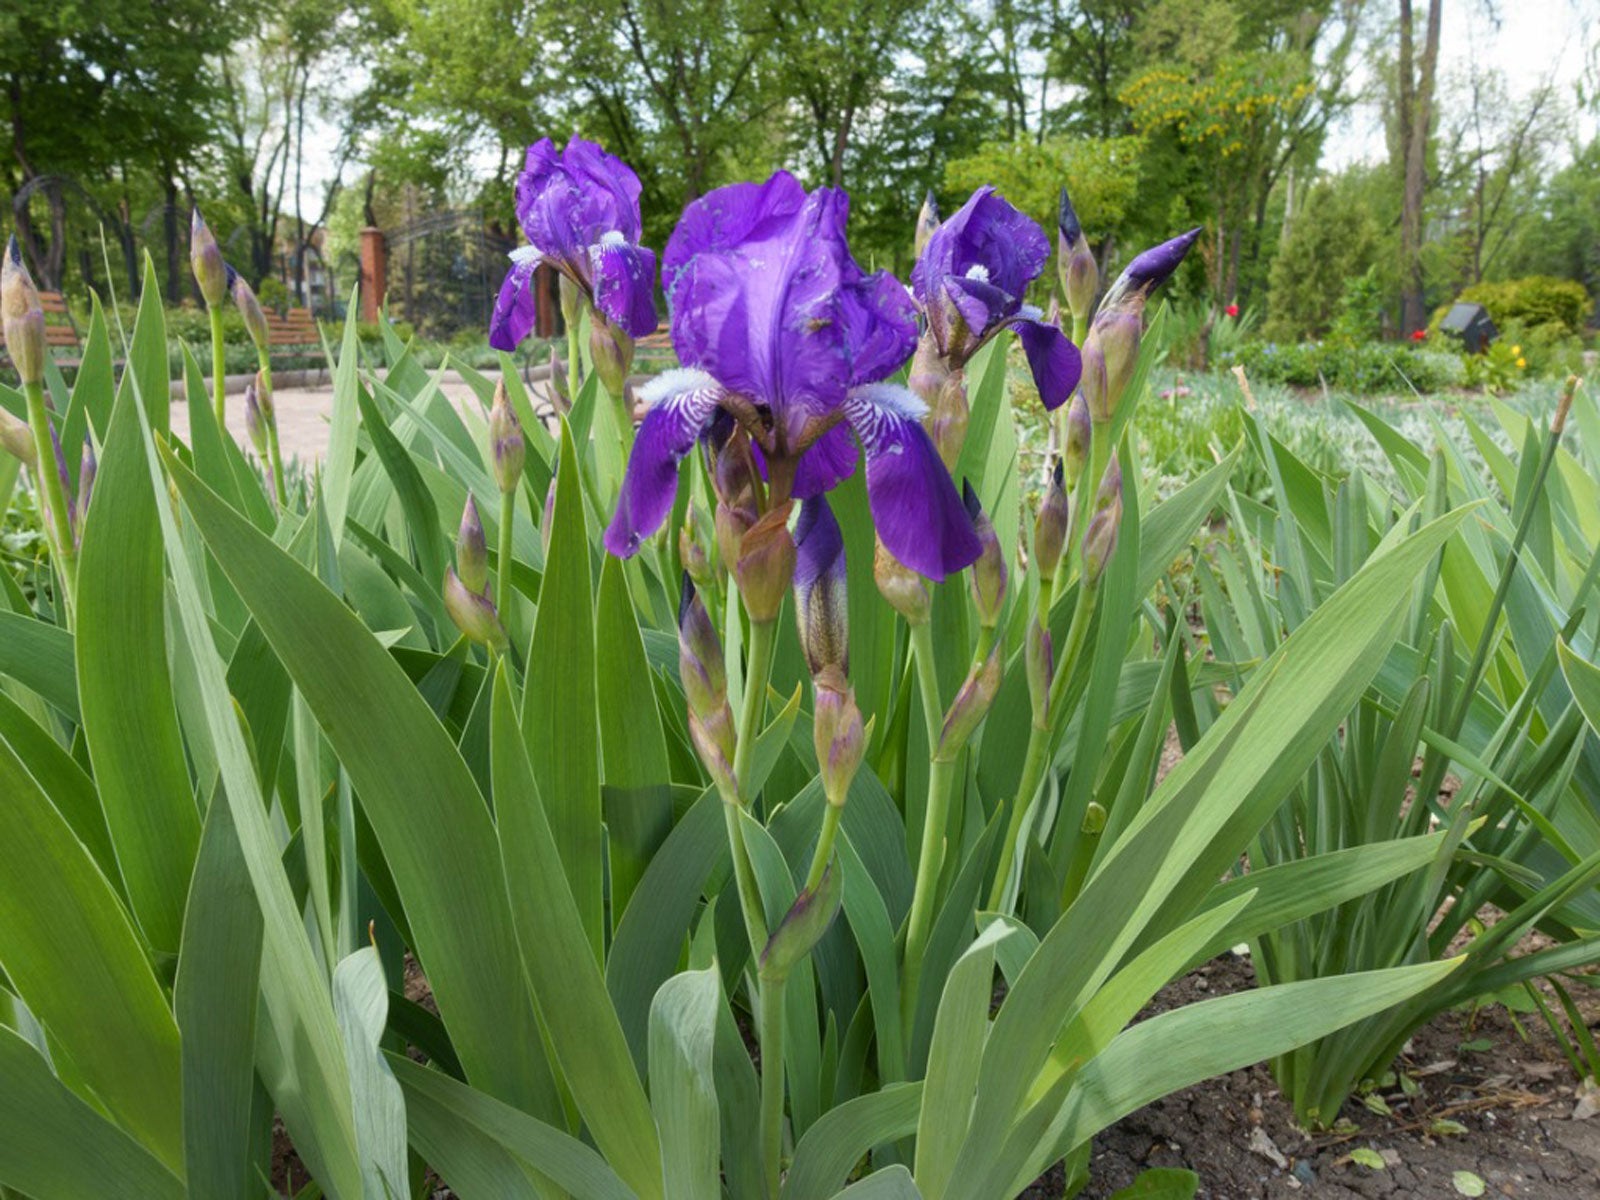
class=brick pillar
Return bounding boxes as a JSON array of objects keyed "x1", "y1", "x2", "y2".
[{"x1": 359, "y1": 227, "x2": 387, "y2": 322}]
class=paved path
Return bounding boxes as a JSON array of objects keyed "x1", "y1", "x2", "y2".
[{"x1": 167, "y1": 371, "x2": 557, "y2": 466}]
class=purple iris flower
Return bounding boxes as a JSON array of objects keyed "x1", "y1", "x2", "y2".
[
  {"x1": 910, "y1": 187, "x2": 1082, "y2": 410},
  {"x1": 488, "y1": 135, "x2": 658, "y2": 351},
  {"x1": 602, "y1": 171, "x2": 980, "y2": 581}
]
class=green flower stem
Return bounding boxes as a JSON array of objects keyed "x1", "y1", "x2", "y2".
[
  {"x1": 496, "y1": 489, "x2": 516, "y2": 618},
  {"x1": 23, "y1": 379, "x2": 76, "y2": 620},
  {"x1": 209, "y1": 306, "x2": 228, "y2": 428},
  {"x1": 900, "y1": 619, "x2": 952, "y2": 1040},
  {"x1": 1053, "y1": 313, "x2": 1089, "y2": 462},
  {"x1": 759, "y1": 965, "x2": 788, "y2": 1200},
  {"x1": 729, "y1": 613, "x2": 782, "y2": 1198},
  {"x1": 565, "y1": 322, "x2": 582, "y2": 406},
  {"x1": 990, "y1": 414, "x2": 1112, "y2": 910},
  {"x1": 258, "y1": 351, "x2": 287, "y2": 508},
  {"x1": 607, "y1": 384, "x2": 635, "y2": 455},
  {"x1": 804, "y1": 801, "x2": 843, "y2": 893}
]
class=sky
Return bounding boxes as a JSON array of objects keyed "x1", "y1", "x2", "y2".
[{"x1": 1324, "y1": 0, "x2": 1599, "y2": 170}]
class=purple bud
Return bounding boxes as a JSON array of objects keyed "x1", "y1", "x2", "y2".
[
  {"x1": 244, "y1": 382, "x2": 269, "y2": 456},
  {"x1": 1033, "y1": 458, "x2": 1070, "y2": 582},
  {"x1": 688, "y1": 708, "x2": 739, "y2": 797},
  {"x1": 0, "y1": 405, "x2": 34, "y2": 466},
  {"x1": 735, "y1": 502, "x2": 797, "y2": 625},
  {"x1": 812, "y1": 673, "x2": 864, "y2": 808},
  {"x1": 962, "y1": 482, "x2": 1005, "y2": 629},
  {"x1": 1025, "y1": 615, "x2": 1053, "y2": 728},
  {"x1": 457, "y1": 495, "x2": 489, "y2": 593},
  {"x1": 2, "y1": 236, "x2": 46, "y2": 387},
  {"x1": 1063, "y1": 393, "x2": 1091, "y2": 483},
  {"x1": 489, "y1": 378, "x2": 526, "y2": 494},
  {"x1": 873, "y1": 537, "x2": 930, "y2": 625},
  {"x1": 75, "y1": 437, "x2": 96, "y2": 536},
  {"x1": 190, "y1": 209, "x2": 227, "y2": 307},
  {"x1": 935, "y1": 640, "x2": 1003, "y2": 761},
  {"x1": 679, "y1": 501, "x2": 715, "y2": 586},
  {"x1": 540, "y1": 477, "x2": 557, "y2": 556},
  {"x1": 443, "y1": 566, "x2": 508, "y2": 651},
  {"x1": 678, "y1": 574, "x2": 728, "y2": 718},
  {"x1": 914, "y1": 190, "x2": 940, "y2": 259},
  {"x1": 759, "y1": 857, "x2": 843, "y2": 979},
  {"x1": 231, "y1": 268, "x2": 270, "y2": 351},
  {"x1": 793, "y1": 497, "x2": 849, "y2": 676},
  {"x1": 1082, "y1": 454, "x2": 1124, "y2": 585},
  {"x1": 1103, "y1": 227, "x2": 1203, "y2": 313},
  {"x1": 1057, "y1": 186, "x2": 1099, "y2": 325}
]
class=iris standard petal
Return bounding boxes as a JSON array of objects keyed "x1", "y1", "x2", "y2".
[
  {"x1": 841, "y1": 384, "x2": 981, "y2": 580},
  {"x1": 604, "y1": 369, "x2": 724, "y2": 557},
  {"x1": 488, "y1": 250, "x2": 542, "y2": 352},
  {"x1": 664, "y1": 172, "x2": 912, "y2": 434},
  {"x1": 516, "y1": 134, "x2": 646, "y2": 272},
  {"x1": 912, "y1": 186, "x2": 1048, "y2": 308},
  {"x1": 1013, "y1": 318, "x2": 1084, "y2": 411},
  {"x1": 590, "y1": 238, "x2": 658, "y2": 338}
]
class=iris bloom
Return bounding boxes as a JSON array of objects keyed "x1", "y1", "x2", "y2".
[
  {"x1": 911, "y1": 186, "x2": 1082, "y2": 412},
  {"x1": 489, "y1": 135, "x2": 658, "y2": 351},
  {"x1": 603, "y1": 172, "x2": 980, "y2": 581}
]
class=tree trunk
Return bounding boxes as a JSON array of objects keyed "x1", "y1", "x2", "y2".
[
  {"x1": 1398, "y1": 0, "x2": 1442, "y2": 335},
  {"x1": 163, "y1": 175, "x2": 182, "y2": 302}
]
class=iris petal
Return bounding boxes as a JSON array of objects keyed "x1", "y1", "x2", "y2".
[
  {"x1": 590, "y1": 240, "x2": 658, "y2": 338},
  {"x1": 841, "y1": 384, "x2": 981, "y2": 581},
  {"x1": 604, "y1": 369, "x2": 724, "y2": 557},
  {"x1": 1013, "y1": 318, "x2": 1083, "y2": 411},
  {"x1": 488, "y1": 252, "x2": 542, "y2": 352}
]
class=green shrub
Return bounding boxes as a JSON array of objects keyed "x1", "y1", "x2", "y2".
[
  {"x1": 1451, "y1": 276, "x2": 1593, "y2": 338},
  {"x1": 256, "y1": 275, "x2": 292, "y2": 314},
  {"x1": 1264, "y1": 175, "x2": 1384, "y2": 342},
  {"x1": 1222, "y1": 340, "x2": 1461, "y2": 394}
]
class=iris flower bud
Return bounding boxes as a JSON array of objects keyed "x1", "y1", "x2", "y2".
[
  {"x1": 735, "y1": 502, "x2": 796, "y2": 625},
  {"x1": 1057, "y1": 186, "x2": 1099, "y2": 327},
  {"x1": 0, "y1": 405, "x2": 34, "y2": 466},
  {"x1": 444, "y1": 567, "x2": 508, "y2": 652},
  {"x1": 679, "y1": 576, "x2": 738, "y2": 789},
  {"x1": 489, "y1": 378, "x2": 526, "y2": 494},
  {"x1": 963, "y1": 482, "x2": 1005, "y2": 629},
  {"x1": 812, "y1": 670, "x2": 865, "y2": 808},
  {"x1": 589, "y1": 314, "x2": 634, "y2": 401},
  {"x1": 540, "y1": 477, "x2": 557, "y2": 556},
  {"x1": 230, "y1": 267, "x2": 270, "y2": 353},
  {"x1": 794, "y1": 497, "x2": 849, "y2": 677},
  {"x1": 75, "y1": 436, "x2": 95, "y2": 536},
  {"x1": 244, "y1": 383, "x2": 268, "y2": 456},
  {"x1": 677, "y1": 574, "x2": 728, "y2": 718},
  {"x1": 456, "y1": 494, "x2": 490, "y2": 594},
  {"x1": 760, "y1": 858, "x2": 843, "y2": 980},
  {"x1": 1083, "y1": 227, "x2": 1202, "y2": 422},
  {"x1": 1081, "y1": 455, "x2": 1123, "y2": 585},
  {"x1": 190, "y1": 209, "x2": 227, "y2": 308},
  {"x1": 1033, "y1": 459, "x2": 1070, "y2": 582},
  {"x1": 914, "y1": 190, "x2": 940, "y2": 259},
  {"x1": 873, "y1": 538, "x2": 930, "y2": 625},
  {"x1": 1063, "y1": 393, "x2": 1091, "y2": 487},
  {"x1": 2, "y1": 237, "x2": 47, "y2": 387},
  {"x1": 679, "y1": 502, "x2": 715, "y2": 587},
  {"x1": 1025, "y1": 615, "x2": 1053, "y2": 728},
  {"x1": 935, "y1": 641, "x2": 1002, "y2": 761}
]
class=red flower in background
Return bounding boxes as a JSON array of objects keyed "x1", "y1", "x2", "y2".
[
  {"x1": 1411, "y1": 329, "x2": 1427, "y2": 342},
  {"x1": 1225, "y1": 303, "x2": 1239, "y2": 318}
]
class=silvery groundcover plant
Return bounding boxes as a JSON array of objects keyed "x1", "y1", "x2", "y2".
[{"x1": 2, "y1": 131, "x2": 1591, "y2": 1200}]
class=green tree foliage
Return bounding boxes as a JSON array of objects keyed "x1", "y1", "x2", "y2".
[{"x1": 1264, "y1": 173, "x2": 1383, "y2": 341}]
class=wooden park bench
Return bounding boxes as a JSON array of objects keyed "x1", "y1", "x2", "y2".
[{"x1": 264, "y1": 306, "x2": 327, "y2": 369}]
